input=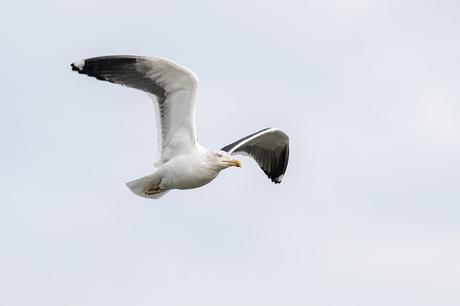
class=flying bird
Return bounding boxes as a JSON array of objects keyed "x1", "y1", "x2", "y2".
[{"x1": 71, "y1": 56, "x2": 289, "y2": 199}]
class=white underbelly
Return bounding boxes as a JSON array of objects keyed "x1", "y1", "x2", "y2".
[{"x1": 159, "y1": 156, "x2": 219, "y2": 190}]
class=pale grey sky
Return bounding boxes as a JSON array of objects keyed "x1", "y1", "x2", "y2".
[{"x1": 1, "y1": 0, "x2": 459, "y2": 305}]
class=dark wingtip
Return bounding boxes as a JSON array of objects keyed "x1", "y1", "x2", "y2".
[
  {"x1": 70, "y1": 60, "x2": 85, "y2": 73},
  {"x1": 268, "y1": 144, "x2": 288, "y2": 184}
]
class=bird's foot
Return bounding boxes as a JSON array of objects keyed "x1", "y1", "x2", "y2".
[{"x1": 145, "y1": 185, "x2": 163, "y2": 195}]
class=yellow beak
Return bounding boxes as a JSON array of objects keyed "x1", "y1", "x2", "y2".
[{"x1": 225, "y1": 159, "x2": 241, "y2": 167}]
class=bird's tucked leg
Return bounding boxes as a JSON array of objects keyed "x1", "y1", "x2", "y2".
[
  {"x1": 145, "y1": 184, "x2": 163, "y2": 195},
  {"x1": 126, "y1": 172, "x2": 169, "y2": 199}
]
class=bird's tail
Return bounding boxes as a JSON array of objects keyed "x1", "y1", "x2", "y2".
[{"x1": 126, "y1": 174, "x2": 170, "y2": 199}]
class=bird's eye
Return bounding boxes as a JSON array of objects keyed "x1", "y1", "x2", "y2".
[{"x1": 215, "y1": 153, "x2": 222, "y2": 158}]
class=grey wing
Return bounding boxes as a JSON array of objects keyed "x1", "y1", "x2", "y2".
[
  {"x1": 221, "y1": 128, "x2": 289, "y2": 183},
  {"x1": 71, "y1": 55, "x2": 199, "y2": 165}
]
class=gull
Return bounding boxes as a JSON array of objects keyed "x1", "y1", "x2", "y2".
[{"x1": 71, "y1": 56, "x2": 289, "y2": 199}]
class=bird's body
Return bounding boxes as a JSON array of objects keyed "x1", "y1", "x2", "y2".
[
  {"x1": 155, "y1": 146, "x2": 220, "y2": 190},
  {"x1": 71, "y1": 55, "x2": 289, "y2": 199}
]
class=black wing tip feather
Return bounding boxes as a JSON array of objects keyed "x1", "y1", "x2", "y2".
[
  {"x1": 264, "y1": 144, "x2": 289, "y2": 184},
  {"x1": 71, "y1": 61, "x2": 111, "y2": 82},
  {"x1": 70, "y1": 62, "x2": 79, "y2": 71},
  {"x1": 70, "y1": 56, "x2": 138, "y2": 81},
  {"x1": 70, "y1": 56, "x2": 167, "y2": 99}
]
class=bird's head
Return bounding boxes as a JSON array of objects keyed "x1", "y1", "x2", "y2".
[{"x1": 208, "y1": 150, "x2": 241, "y2": 170}]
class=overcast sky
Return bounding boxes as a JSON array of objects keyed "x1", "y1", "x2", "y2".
[{"x1": 1, "y1": 0, "x2": 459, "y2": 305}]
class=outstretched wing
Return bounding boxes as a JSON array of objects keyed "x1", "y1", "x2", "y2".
[
  {"x1": 71, "y1": 55, "x2": 199, "y2": 165},
  {"x1": 221, "y1": 128, "x2": 289, "y2": 183}
]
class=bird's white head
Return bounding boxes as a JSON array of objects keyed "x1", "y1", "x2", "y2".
[{"x1": 207, "y1": 150, "x2": 241, "y2": 170}]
